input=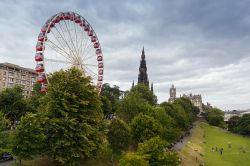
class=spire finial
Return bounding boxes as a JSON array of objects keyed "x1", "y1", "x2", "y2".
[{"x1": 141, "y1": 46, "x2": 145, "y2": 59}]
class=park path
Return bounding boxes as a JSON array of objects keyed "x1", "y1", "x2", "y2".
[
  {"x1": 173, "y1": 123, "x2": 196, "y2": 151},
  {"x1": 0, "y1": 160, "x2": 15, "y2": 166}
]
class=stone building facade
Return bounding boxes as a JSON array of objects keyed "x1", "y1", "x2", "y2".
[
  {"x1": 0, "y1": 62, "x2": 38, "y2": 97},
  {"x1": 168, "y1": 84, "x2": 204, "y2": 112}
]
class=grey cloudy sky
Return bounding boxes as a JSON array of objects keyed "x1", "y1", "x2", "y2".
[{"x1": 0, "y1": 0, "x2": 250, "y2": 110}]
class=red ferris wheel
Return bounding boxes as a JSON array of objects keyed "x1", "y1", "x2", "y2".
[{"x1": 34, "y1": 12, "x2": 104, "y2": 94}]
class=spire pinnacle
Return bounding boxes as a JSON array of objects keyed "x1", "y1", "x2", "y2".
[{"x1": 141, "y1": 46, "x2": 145, "y2": 60}]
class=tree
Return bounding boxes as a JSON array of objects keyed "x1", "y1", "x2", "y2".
[
  {"x1": 117, "y1": 93, "x2": 151, "y2": 123},
  {"x1": 149, "y1": 107, "x2": 180, "y2": 142},
  {"x1": 0, "y1": 85, "x2": 28, "y2": 124},
  {"x1": 228, "y1": 116, "x2": 241, "y2": 132},
  {"x1": 130, "y1": 113, "x2": 162, "y2": 143},
  {"x1": 137, "y1": 136, "x2": 180, "y2": 166},
  {"x1": 13, "y1": 68, "x2": 105, "y2": 166},
  {"x1": 43, "y1": 68, "x2": 105, "y2": 165},
  {"x1": 12, "y1": 112, "x2": 47, "y2": 160},
  {"x1": 130, "y1": 84, "x2": 157, "y2": 105},
  {"x1": 172, "y1": 104, "x2": 190, "y2": 131},
  {"x1": 236, "y1": 114, "x2": 250, "y2": 135},
  {"x1": 119, "y1": 152, "x2": 149, "y2": 166},
  {"x1": 205, "y1": 108, "x2": 224, "y2": 127},
  {"x1": 107, "y1": 119, "x2": 131, "y2": 153},
  {"x1": 101, "y1": 83, "x2": 121, "y2": 112},
  {"x1": 174, "y1": 97, "x2": 199, "y2": 122},
  {"x1": 100, "y1": 96, "x2": 112, "y2": 115}
]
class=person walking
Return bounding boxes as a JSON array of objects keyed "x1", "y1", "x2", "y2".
[{"x1": 212, "y1": 147, "x2": 214, "y2": 152}]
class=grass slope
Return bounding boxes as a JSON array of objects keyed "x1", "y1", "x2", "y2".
[{"x1": 179, "y1": 121, "x2": 250, "y2": 166}]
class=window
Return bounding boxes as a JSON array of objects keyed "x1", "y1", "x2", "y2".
[
  {"x1": 3, "y1": 71, "x2": 6, "y2": 75},
  {"x1": 21, "y1": 80, "x2": 26, "y2": 85},
  {"x1": 21, "y1": 75, "x2": 26, "y2": 80},
  {"x1": 8, "y1": 77, "x2": 14, "y2": 83}
]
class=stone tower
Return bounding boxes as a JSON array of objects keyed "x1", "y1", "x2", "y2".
[
  {"x1": 168, "y1": 84, "x2": 176, "y2": 103},
  {"x1": 138, "y1": 47, "x2": 149, "y2": 87}
]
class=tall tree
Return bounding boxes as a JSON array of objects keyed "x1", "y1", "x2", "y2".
[
  {"x1": 13, "y1": 68, "x2": 105, "y2": 166},
  {"x1": 44, "y1": 68, "x2": 104, "y2": 165}
]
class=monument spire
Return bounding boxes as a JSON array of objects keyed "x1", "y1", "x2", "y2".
[{"x1": 138, "y1": 46, "x2": 149, "y2": 87}]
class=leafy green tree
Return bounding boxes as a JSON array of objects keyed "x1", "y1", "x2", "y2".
[
  {"x1": 117, "y1": 93, "x2": 151, "y2": 123},
  {"x1": 174, "y1": 97, "x2": 199, "y2": 122},
  {"x1": 236, "y1": 114, "x2": 250, "y2": 135},
  {"x1": 149, "y1": 107, "x2": 180, "y2": 142},
  {"x1": 100, "y1": 96, "x2": 112, "y2": 115},
  {"x1": 101, "y1": 83, "x2": 121, "y2": 112},
  {"x1": 119, "y1": 152, "x2": 149, "y2": 166},
  {"x1": 130, "y1": 113, "x2": 162, "y2": 143},
  {"x1": 0, "y1": 85, "x2": 28, "y2": 124},
  {"x1": 12, "y1": 112, "x2": 47, "y2": 160},
  {"x1": 43, "y1": 68, "x2": 105, "y2": 165},
  {"x1": 13, "y1": 68, "x2": 105, "y2": 166},
  {"x1": 172, "y1": 104, "x2": 190, "y2": 131},
  {"x1": 205, "y1": 108, "x2": 224, "y2": 127},
  {"x1": 137, "y1": 136, "x2": 180, "y2": 166},
  {"x1": 228, "y1": 116, "x2": 241, "y2": 132},
  {"x1": 130, "y1": 84, "x2": 157, "y2": 105},
  {"x1": 107, "y1": 118, "x2": 131, "y2": 153}
]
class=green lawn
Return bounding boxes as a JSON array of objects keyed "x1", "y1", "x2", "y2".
[
  {"x1": 179, "y1": 121, "x2": 250, "y2": 166},
  {"x1": 203, "y1": 122, "x2": 250, "y2": 166}
]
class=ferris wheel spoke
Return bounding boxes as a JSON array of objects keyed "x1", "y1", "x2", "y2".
[
  {"x1": 50, "y1": 30, "x2": 70, "y2": 54},
  {"x1": 62, "y1": 19, "x2": 79, "y2": 59},
  {"x1": 73, "y1": 21, "x2": 80, "y2": 56},
  {"x1": 84, "y1": 64, "x2": 97, "y2": 67},
  {"x1": 44, "y1": 58, "x2": 71, "y2": 64},
  {"x1": 54, "y1": 24, "x2": 78, "y2": 61},
  {"x1": 84, "y1": 66, "x2": 98, "y2": 77},
  {"x1": 46, "y1": 39, "x2": 74, "y2": 62}
]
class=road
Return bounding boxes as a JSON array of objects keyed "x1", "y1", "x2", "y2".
[{"x1": 0, "y1": 160, "x2": 16, "y2": 166}]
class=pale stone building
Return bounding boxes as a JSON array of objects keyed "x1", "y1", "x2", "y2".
[
  {"x1": 168, "y1": 84, "x2": 204, "y2": 113},
  {"x1": 0, "y1": 62, "x2": 38, "y2": 97}
]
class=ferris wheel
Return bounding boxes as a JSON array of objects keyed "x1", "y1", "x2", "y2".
[{"x1": 34, "y1": 12, "x2": 104, "y2": 94}]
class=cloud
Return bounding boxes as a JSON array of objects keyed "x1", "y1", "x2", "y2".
[{"x1": 0, "y1": 0, "x2": 250, "y2": 110}]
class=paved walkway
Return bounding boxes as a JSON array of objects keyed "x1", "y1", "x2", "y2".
[
  {"x1": 0, "y1": 160, "x2": 16, "y2": 166},
  {"x1": 173, "y1": 124, "x2": 196, "y2": 151}
]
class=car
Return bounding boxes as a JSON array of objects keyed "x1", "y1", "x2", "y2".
[{"x1": 0, "y1": 152, "x2": 13, "y2": 162}]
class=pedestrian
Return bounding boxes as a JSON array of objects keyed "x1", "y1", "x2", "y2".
[
  {"x1": 212, "y1": 147, "x2": 214, "y2": 152},
  {"x1": 220, "y1": 148, "x2": 223, "y2": 155}
]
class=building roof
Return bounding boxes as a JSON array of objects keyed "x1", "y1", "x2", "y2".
[{"x1": 0, "y1": 62, "x2": 37, "y2": 74}]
